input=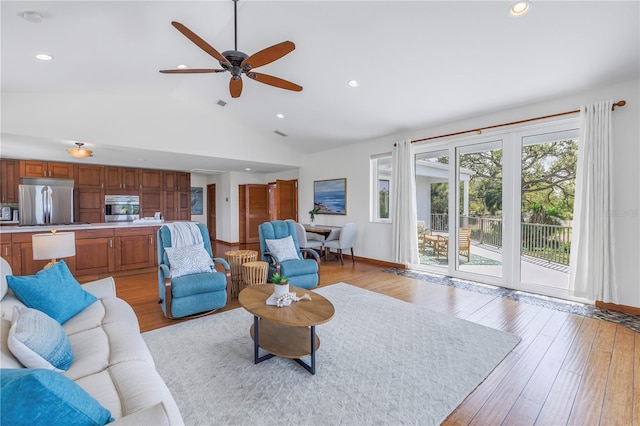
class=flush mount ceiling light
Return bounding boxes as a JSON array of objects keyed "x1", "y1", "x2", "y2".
[
  {"x1": 276, "y1": 113, "x2": 284, "y2": 119},
  {"x1": 67, "y1": 142, "x2": 93, "y2": 158},
  {"x1": 35, "y1": 53, "x2": 53, "y2": 61},
  {"x1": 510, "y1": 1, "x2": 531, "y2": 16},
  {"x1": 348, "y1": 80, "x2": 359, "y2": 87},
  {"x1": 176, "y1": 64, "x2": 188, "y2": 69}
]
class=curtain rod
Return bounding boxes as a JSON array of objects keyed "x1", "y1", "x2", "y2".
[{"x1": 409, "y1": 100, "x2": 626, "y2": 144}]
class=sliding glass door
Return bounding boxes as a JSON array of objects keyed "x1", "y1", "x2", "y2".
[
  {"x1": 415, "y1": 149, "x2": 450, "y2": 270},
  {"x1": 456, "y1": 140, "x2": 503, "y2": 279},
  {"x1": 413, "y1": 118, "x2": 581, "y2": 300}
]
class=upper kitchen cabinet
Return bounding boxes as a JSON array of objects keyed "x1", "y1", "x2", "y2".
[
  {"x1": 75, "y1": 164, "x2": 105, "y2": 189},
  {"x1": 1, "y1": 159, "x2": 20, "y2": 203},
  {"x1": 138, "y1": 169, "x2": 163, "y2": 191},
  {"x1": 105, "y1": 166, "x2": 138, "y2": 192},
  {"x1": 20, "y1": 161, "x2": 73, "y2": 179}
]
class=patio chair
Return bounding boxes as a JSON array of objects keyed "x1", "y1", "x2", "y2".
[{"x1": 459, "y1": 228, "x2": 472, "y2": 262}]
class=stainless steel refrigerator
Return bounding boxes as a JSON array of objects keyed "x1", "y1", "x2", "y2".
[{"x1": 19, "y1": 178, "x2": 74, "y2": 226}]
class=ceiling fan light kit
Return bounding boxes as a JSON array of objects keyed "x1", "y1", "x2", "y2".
[
  {"x1": 160, "y1": 0, "x2": 302, "y2": 98},
  {"x1": 67, "y1": 142, "x2": 93, "y2": 158}
]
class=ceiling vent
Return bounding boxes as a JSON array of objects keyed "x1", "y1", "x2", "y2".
[
  {"x1": 274, "y1": 130, "x2": 288, "y2": 137},
  {"x1": 216, "y1": 100, "x2": 227, "y2": 107}
]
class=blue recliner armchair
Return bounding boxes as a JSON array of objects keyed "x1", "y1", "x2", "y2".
[
  {"x1": 258, "y1": 220, "x2": 320, "y2": 289},
  {"x1": 157, "y1": 223, "x2": 231, "y2": 319}
]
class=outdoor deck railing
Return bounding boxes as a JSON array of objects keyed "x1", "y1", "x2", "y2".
[{"x1": 426, "y1": 214, "x2": 572, "y2": 265}]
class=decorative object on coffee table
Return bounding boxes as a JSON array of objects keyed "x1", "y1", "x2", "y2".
[{"x1": 270, "y1": 273, "x2": 289, "y2": 298}]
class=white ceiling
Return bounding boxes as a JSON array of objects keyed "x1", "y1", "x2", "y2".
[{"x1": 1, "y1": 1, "x2": 639, "y2": 174}]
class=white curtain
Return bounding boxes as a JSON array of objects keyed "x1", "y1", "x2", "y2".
[
  {"x1": 569, "y1": 100, "x2": 618, "y2": 303},
  {"x1": 391, "y1": 139, "x2": 419, "y2": 265}
]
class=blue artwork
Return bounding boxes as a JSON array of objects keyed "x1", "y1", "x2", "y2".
[
  {"x1": 190, "y1": 187, "x2": 203, "y2": 215},
  {"x1": 314, "y1": 178, "x2": 346, "y2": 215}
]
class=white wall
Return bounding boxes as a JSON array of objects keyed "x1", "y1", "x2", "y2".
[{"x1": 299, "y1": 77, "x2": 640, "y2": 307}]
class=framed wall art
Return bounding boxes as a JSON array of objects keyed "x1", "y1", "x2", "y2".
[
  {"x1": 190, "y1": 187, "x2": 203, "y2": 215},
  {"x1": 313, "y1": 178, "x2": 346, "y2": 215}
]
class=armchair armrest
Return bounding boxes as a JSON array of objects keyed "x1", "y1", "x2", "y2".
[
  {"x1": 262, "y1": 251, "x2": 282, "y2": 275},
  {"x1": 158, "y1": 263, "x2": 174, "y2": 319},
  {"x1": 211, "y1": 257, "x2": 232, "y2": 300},
  {"x1": 300, "y1": 248, "x2": 320, "y2": 260},
  {"x1": 212, "y1": 257, "x2": 230, "y2": 270}
]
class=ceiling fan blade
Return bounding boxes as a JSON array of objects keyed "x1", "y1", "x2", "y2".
[
  {"x1": 171, "y1": 21, "x2": 231, "y2": 67},
  {"x1": 159, "y1": 69, "x2": 226, "y2": 74},
  {"x1": 241, "y1": 41, "x2": 295, "y2": 70},
  {"x1": 247, "y1": 72, "x2": 303, "y2": 92},
  {"x1": 229, "y1": 77, "x2": 243, "y2": 98}
]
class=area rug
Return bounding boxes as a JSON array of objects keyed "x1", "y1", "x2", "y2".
[{"x1": 142, "y1": 283, "x2": 521, "y2": 425}]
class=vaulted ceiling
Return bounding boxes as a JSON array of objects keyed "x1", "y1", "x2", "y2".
[{"x1": 2, "y1": 1, "x2": 638, "y2": 173}]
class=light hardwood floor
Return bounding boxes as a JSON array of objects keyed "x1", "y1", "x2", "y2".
[{"x1": 114, "y1": 242, "x2": 638, "y2": 425}]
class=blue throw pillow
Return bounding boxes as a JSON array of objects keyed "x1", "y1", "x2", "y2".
[
  {"x1": 1, "y1": 368, "x2": 113, "y2": 426},
  {"x1": 6, "y1": 260, "x2": 97, "y2": 324},
  {"x1": 8, "y1": 306, "x2": 74, "y2": 371}
]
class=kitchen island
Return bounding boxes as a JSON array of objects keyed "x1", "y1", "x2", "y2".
[{"x1": 0, "y1": 220, "x2": 174, "y2": 281}]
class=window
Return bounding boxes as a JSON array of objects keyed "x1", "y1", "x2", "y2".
[{"x1": 370, "y1": 154, "x2": 391, "y2": 222}]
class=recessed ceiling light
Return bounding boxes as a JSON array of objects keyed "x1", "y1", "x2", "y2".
[
  {"x1": 276, "y1": 113, "x2": 284, "y2": 119},
  {"x1": 35, "y1": 53, "x2": 53, "y2": 61},
  {"x1": 176, "y1": 64, "x2": 188, "y2": 69},
  {"x1": 348, "y1": 80, "x2": 359, "y2": 87},
  {"x1": 22, "y1": 11, "x2": 43, "y2": 23},
  {"x1": 510, "y1": 1, "x2": 531, "y2": 16},
  {"x1": 245, "y1": 168, "x2": 251, "y2": 171}
]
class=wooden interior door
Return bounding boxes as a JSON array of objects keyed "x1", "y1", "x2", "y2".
[
  {"x1": 273, "y1": 179, "x2": 298, "y2": 221},
  {"x1": 239, "y1": 184, "x2": 270, "y2": 244},
  {"x1": 207, "y1": 184, "x2": 216, "y2": 242}
]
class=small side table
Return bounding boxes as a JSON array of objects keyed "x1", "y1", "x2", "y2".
[
  {"x1": 241, "y1": 261, "x2": 269, "y2": 292},
  {"x1": 225, "y1": 250, "x2": 258, "y2": 298}
]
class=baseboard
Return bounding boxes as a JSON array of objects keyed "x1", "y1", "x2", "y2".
[
  {"x1": 332, "y1": 254, "x2": 405, "y2": 269},
  {"x1": 215, "y1": 239, "x2": 239, "y2": 245},
  {"x1": 595, "y1": 301, "x2": 640, "y2": 316}
]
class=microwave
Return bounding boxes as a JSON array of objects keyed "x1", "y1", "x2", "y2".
[{"x1": 105, "y1": 195, "x2": 140, "y2": 222}]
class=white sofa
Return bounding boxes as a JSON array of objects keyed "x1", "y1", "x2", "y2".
[{"x1": 0, "y1": 258, "x2": 184, "y2": 425}]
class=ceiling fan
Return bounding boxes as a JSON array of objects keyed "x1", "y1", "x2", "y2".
[{"x1": 159, "y1": 0, "x2": 302, "y2": 98}]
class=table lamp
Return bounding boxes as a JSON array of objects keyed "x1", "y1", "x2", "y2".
[{"x1": 32, "y1": 230, "x2": 76, "y2": 269}]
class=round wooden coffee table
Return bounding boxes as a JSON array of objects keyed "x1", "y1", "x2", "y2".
[{"x1": 238, "y1": 284, "x2": 334, "y2": 375}]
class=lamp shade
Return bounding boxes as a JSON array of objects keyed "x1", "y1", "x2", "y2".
[{"x1": 32, "y1": 232, "x2": 76, "y2": 261}]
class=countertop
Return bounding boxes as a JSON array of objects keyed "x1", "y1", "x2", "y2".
[{"x1": 0, "y1": 220, "x2": 168, "y2": 234}]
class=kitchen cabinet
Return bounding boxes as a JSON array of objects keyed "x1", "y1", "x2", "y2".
[
  {"x1": 138, "y1": 169, "x2": 163, "y2": 191},
  {"x1": 75, "y1": 164, "x2": 105, "y2": 189},
  {"x1": 140, "y1": 191, "x2": 162, "y2": 219},
  {"x1": 163, "y1": 171, "x2": 190, "y2": 220},
  {"x1": 74, "y1": 229, "x2": 115, "y2": 276},
  {"x1": 1, "y1": 236, "x2": 20, "y2": 275},
  {"x1": 20, "y1": 161, "x2": 74, "y2": 179},
  {"x1": 114, "y1": 227, "x2": 156, "y2": 271},
  {"x1": 76, "y1": 189, "x2": 104, "y2": 223},
  {"x1": 105, "y1": 167, "x2": 138, "y2": 192},
  {"x1": 1, "y1": 159, "x2": 20, "y2": 203}
]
